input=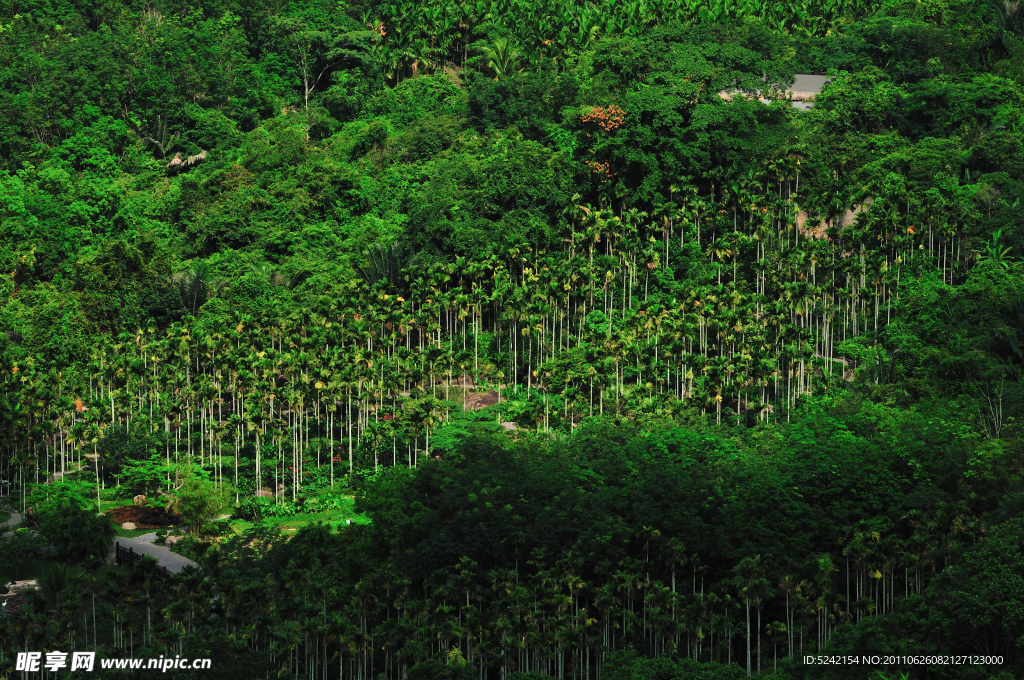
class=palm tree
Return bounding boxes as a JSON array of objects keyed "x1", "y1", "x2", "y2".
[
  {"x1": 767, "y1": 621, "x2": 786, "y2": 671},
  {"x1": 732, "y1": 554, "x2": 765, "y2": 676},
  {"x1": 814, "y1": 554, "x2": 839, "y2": 647},
  {"x1": 128, "y1": 114, "x2": 179, "y2": 159},
  {"x1": 36, "y1": 562, "x2": 80, "y2": 608},
  {"x1": 171, "y1": 263, "x2": 224, "y2": 315},
  {"x1": 751, "y1": 577, "x2": 771, "y2": 674},
  {"x1": 355, "y1": 241, "x2": 421, "y2": 292},
  {"x1": 778, "y1": 574, "x2": 805, "y2": 657},
  {"x1": 483, "y1": 37, "x2": 523, "y2": 79},
  {"x1": 977, "y1": 229, "x2": 1013, "y2": 269}
]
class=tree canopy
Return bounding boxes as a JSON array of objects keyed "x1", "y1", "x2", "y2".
[{"x1": 2, "y1": 0, "x2": 1024, "y2": 677}]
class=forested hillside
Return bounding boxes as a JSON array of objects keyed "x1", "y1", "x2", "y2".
[{"x1": 2, "y1": 0, "x2": 1024, "y2": 678}]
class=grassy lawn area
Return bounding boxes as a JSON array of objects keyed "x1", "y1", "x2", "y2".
[
  {"x1": 228, "y1": 496, "x2": 370, "y2": 536},
  {"x1": 99, "y1": 497, "x2": 150, "y2": 513},
  {"x1": 0, "y1": 509, "x2": 10, "y2": 525},
  {"x1": 99, "y1": 492, "x2": 368, "y2": 539}
]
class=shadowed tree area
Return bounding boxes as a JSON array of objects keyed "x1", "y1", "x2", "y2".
[{"x1": 2, "y1": 0, "x2": 1024, "y2": 678}]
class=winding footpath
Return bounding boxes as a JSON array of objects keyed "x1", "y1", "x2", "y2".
[
  {"x1": 113, "y1": 534, "x2": 199, "y2": 574},
  {"x1": 0, "y1": 510, "x2": 21, "y2": 540},
  {"x1": 2, "y1": 505, "x2": 197, "y2": 574},
  {"x1": 1, "y1": 508, "x2": 22, "y2": 533}
]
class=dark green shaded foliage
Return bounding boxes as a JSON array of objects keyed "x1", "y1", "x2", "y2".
[
  {"x1": 38, "y1": 499, "x2": 115, "y2": 561},
  {"x1": 4, "y1": 0, "x2": 1024, "y2": 678}
]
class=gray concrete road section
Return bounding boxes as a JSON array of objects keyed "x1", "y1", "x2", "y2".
[
  {"x1": 1, "y1": 509, "x2": 21, "y2": 530},
  {"x1": 112, "y1": 536, "x2": 199, "y2": 574},
  {"x1": 723, "y1": 73, "x2": 832, "y2": 109},
  {"x1": 790, "y1": 73, "x2": 831, "y2": 98},
  {"x1": 3, "y1": 506, "x2": 197, "y2": 574}
]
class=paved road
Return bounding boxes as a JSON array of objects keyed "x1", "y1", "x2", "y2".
[
  {"x1": 0, "y1": 506, "x2": 198, "y2": 574},
  {"x1": 1, "y1": 508, "x2": 22, "y2": 533},
  {"x1": 113, "y1": 536, "x2": 199, "y2": 574}
]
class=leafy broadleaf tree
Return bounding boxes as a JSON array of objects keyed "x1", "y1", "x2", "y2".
[{"x1": 173, "y1": 475, "x2": 228, "y2": 534}]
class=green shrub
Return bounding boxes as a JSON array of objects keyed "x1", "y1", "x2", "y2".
[
  {"x1": 174, "y1": 476, "x2": 228, "y2": 534},
  {"x1": 37, "y1": 499, "x2": 115, "y2": 561},
  {"x1": 235, "y1": 498, "x2": 300, "y2": 521}
]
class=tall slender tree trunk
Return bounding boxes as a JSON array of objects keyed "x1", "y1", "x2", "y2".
[
  {"x1": 757, "y1": 606, "x2": 761, "y2": 675},
  {"x1": 746, "y1": 603, "x2": 751, "y2": 676}
]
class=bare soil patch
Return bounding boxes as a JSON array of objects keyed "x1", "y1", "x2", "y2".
[
  {"x1": 466, "y1": 390, "x2": 499, "y2": 410},
  {"x1": 108, "y1": 504, "x2": 180, "y2": 528}
]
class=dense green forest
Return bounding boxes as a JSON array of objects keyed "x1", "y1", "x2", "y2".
[{"x1": 2, "y1": 0, "x2": 1024, "y2": 677}]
